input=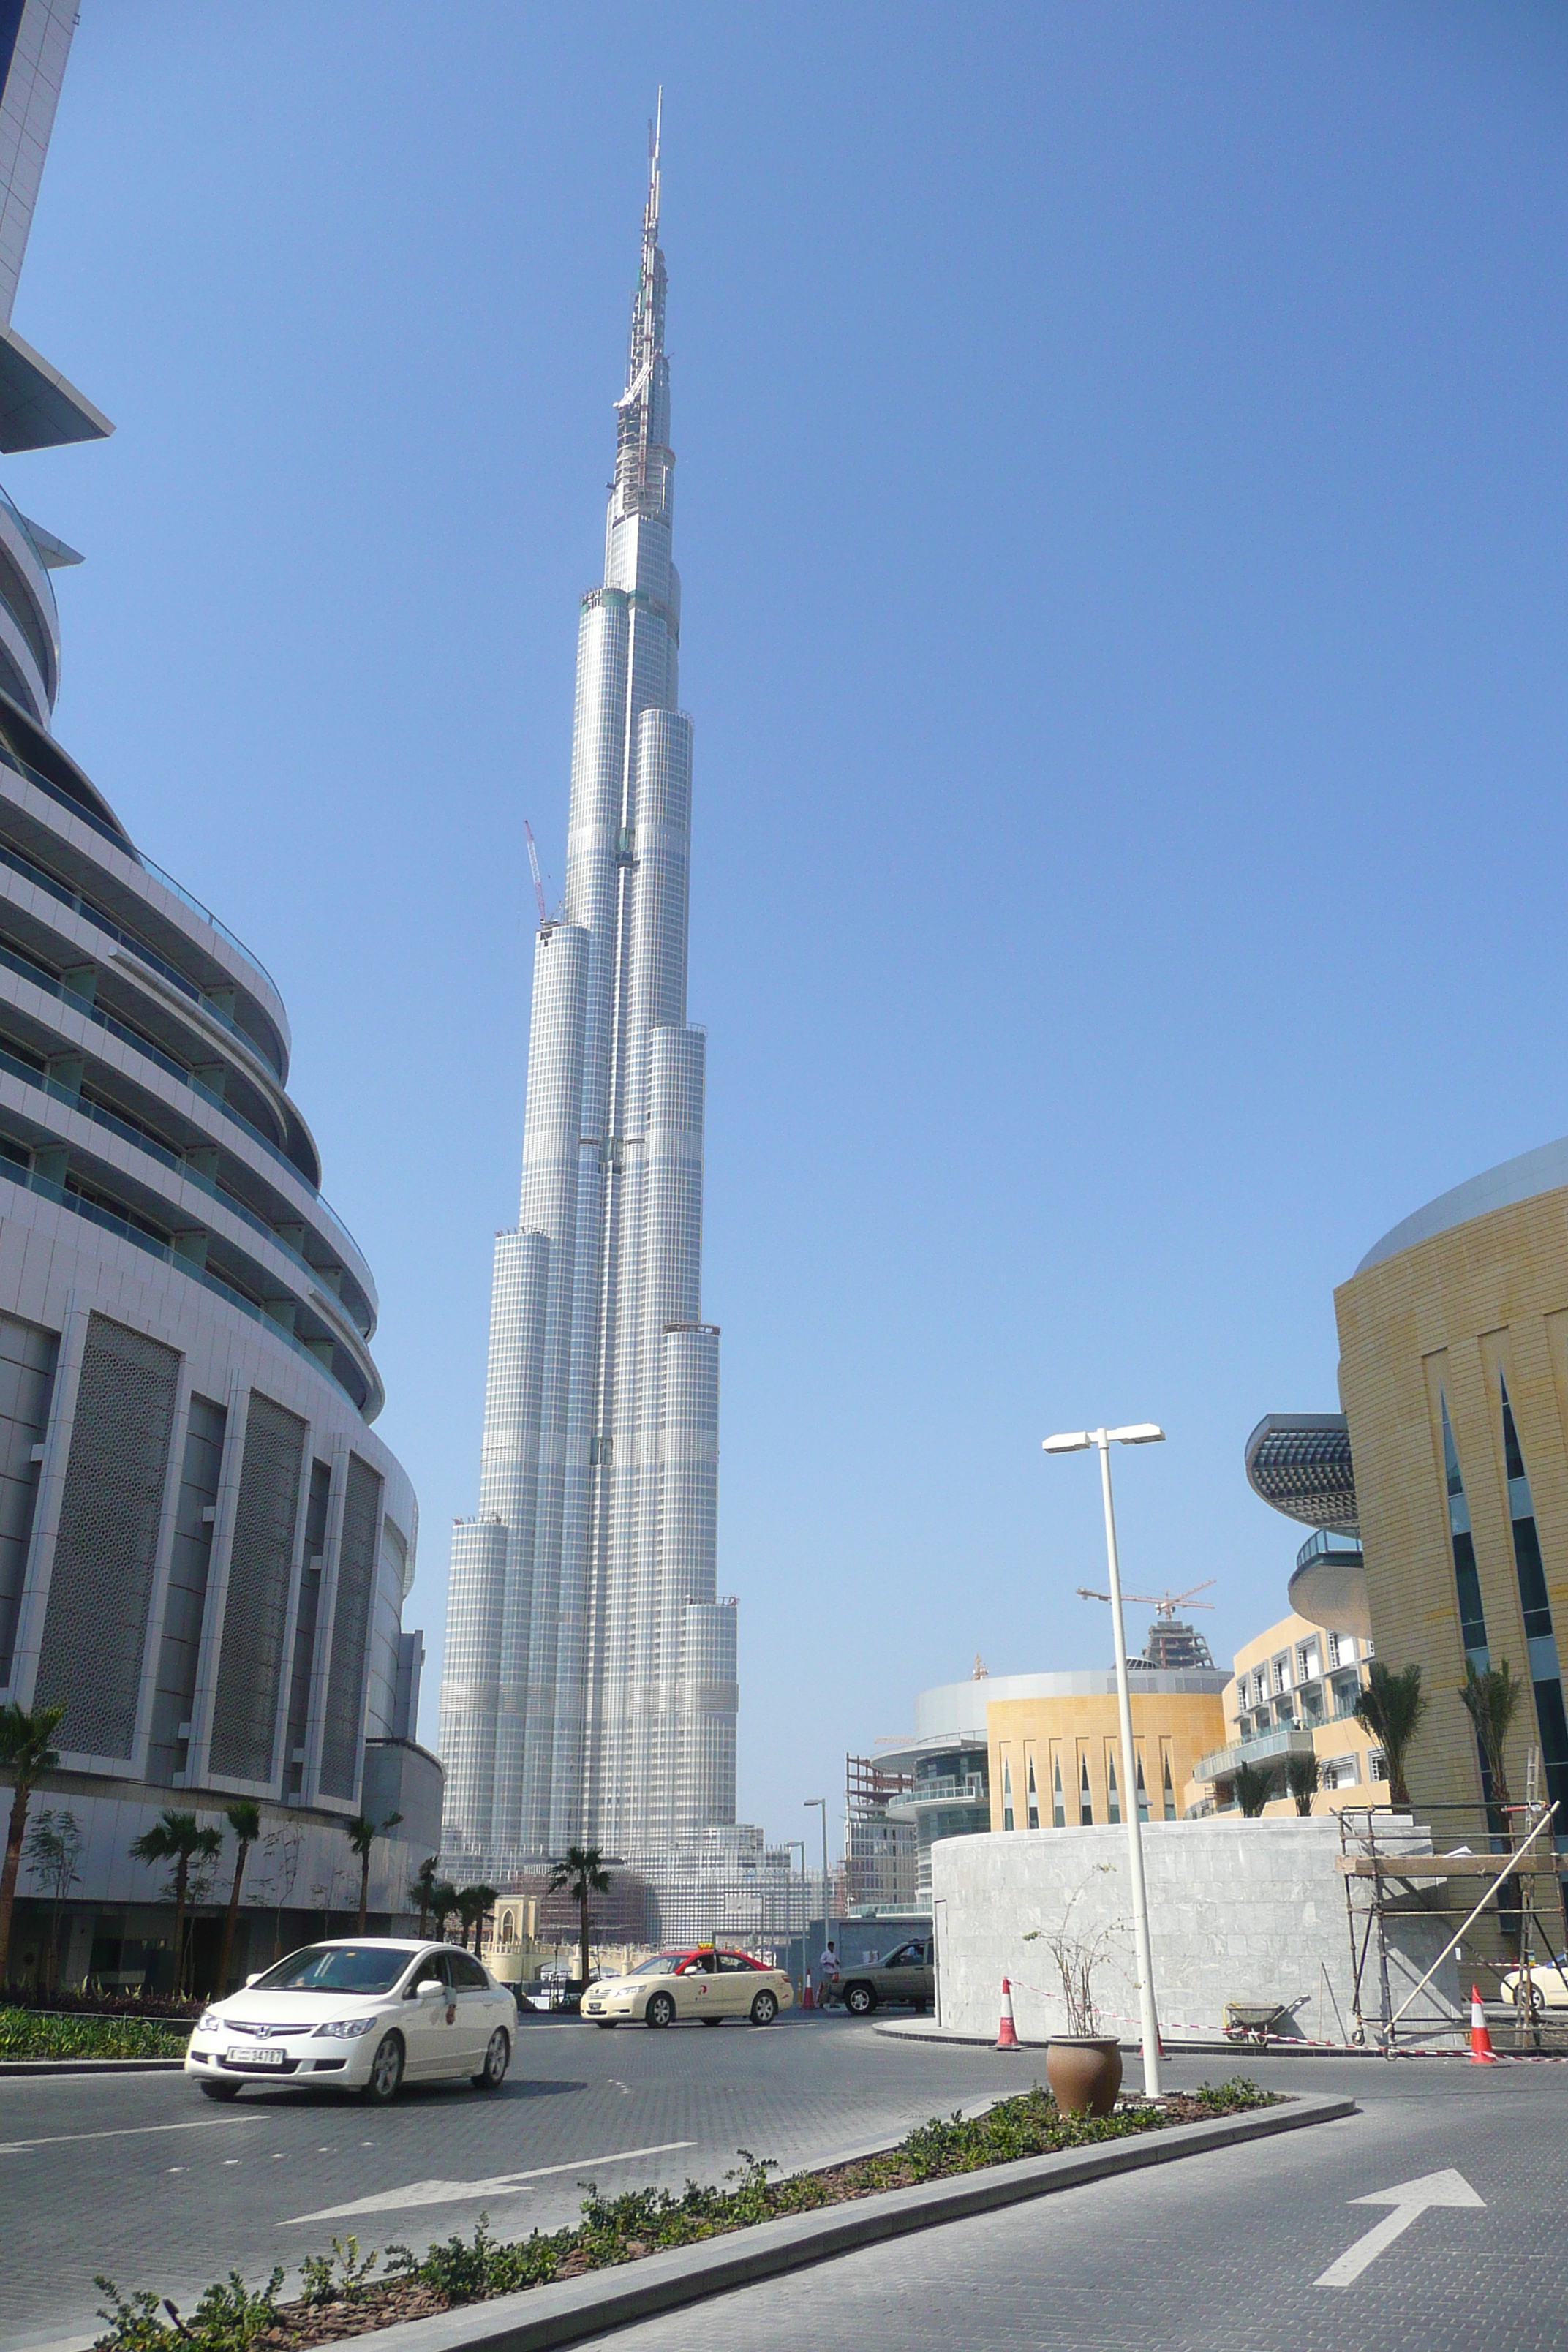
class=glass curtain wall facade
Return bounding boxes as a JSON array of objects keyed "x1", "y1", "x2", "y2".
[{"x1": 440, "y1": 123, "x2": 736, "y2": 1886}]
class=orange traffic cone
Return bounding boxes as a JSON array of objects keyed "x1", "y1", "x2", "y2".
[
  {"x1": 996, "y1": 1976, "x2": 1021, "y2": 2051},
  {"x1": 1469, "y1": 1985, "x2": 1496, "y2": 2065},
  {"x1": 802, "y1": 1975, "x2": 815, "y2": 2012}
]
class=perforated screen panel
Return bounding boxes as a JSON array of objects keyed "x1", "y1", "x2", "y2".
[
  {"x1": 208, "y1": 1390, "x2": 306, "y2": 1783},
  {"x1": 35, "y1": 1313, "x2": 178, "y2": 1759},
  {"x1": 318, "y1": 1453, "x2": 382, "y2": 1800}
]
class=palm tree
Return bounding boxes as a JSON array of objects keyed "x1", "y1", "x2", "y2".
[
  {"x1": 430, "y1": 1880, "x2": 460, "y2": 1940},
  {"x1": 548, "y1": 1845, "x2": 611, "y2": 1985},
  {"x1": 1354, "y1": 1661, "x2": 1428, "y2": 1808},
  {"x1": 0, "y1": 1702, "x2": 64, "y2": 1985},
  {"x1": 1284, "y1": 1752, "x2": 1320, "y2": 1817},
  {"x1": 129, "y1": 1811, "x2": 222, "y2": 1996},
  {"x1": 409, "y1": 1855, "x2": 440, "y2": 1936},
  {"x1": 1232, "y1": 1761, "x2": 1275, "y2": 1817},
  {"x1": 343, "y1": 1811, "x2": 404, "y2": 1934},
  {"x1": 456, "y1": 1882, "x2": 499, "y2": 1956},
  {"x1": 216, "y1": 1801, "x2": 262, "y2": 1997},
  {"x1": 1458, "y1": 1656, "x2": 1526, "y2": 1824}
]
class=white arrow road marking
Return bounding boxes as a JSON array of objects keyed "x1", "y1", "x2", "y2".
[
  {"x1": 279, "y1": 2139, "x2": 698, "y2": 2225},
  {"x1": 1316, "y1": 2167, "x2": 1485, "y2": 2288}
]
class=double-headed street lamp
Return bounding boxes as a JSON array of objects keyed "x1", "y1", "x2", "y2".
[{"x1": 1041, "y1": 1422, "x2": 1166, "y2": 2097}]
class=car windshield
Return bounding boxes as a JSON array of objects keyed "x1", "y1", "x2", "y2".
[
  {"x1": 251, "y1": 1945, "x2": 418, "y2": 1996},
  {"x1": 630, "y1": 1952, "x2": 687, "y2": 1976}
]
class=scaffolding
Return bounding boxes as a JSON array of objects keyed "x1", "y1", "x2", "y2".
[
  {"x1": 1338, "y1": 1795, "x2": 1568, "y2": 2052},
  {"x1": 845, "y1": 1754, "x2": 917, "y2": 1914}
]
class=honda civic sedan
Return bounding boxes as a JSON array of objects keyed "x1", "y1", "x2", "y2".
[
  {"x1": 184, "y1": 1940, "x2": 513, "y2": 2102},
  {"x1": 581, "y1": 1947, "x2": 794, "y2": 2028}
]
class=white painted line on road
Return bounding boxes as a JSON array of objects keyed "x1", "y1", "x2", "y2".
[
  {"x1": 280, "y1": 2139, "x2": 699, "y2": 2226},
  {"x1": 1315, "y1": 2167, "x2": 1485, "y2": 2288},
  {"x1": 0, "y1": 2114, "x2": 263, "y2": 2155}
]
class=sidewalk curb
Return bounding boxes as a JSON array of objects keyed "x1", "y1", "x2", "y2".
[
  {"x1": 0, "y1": 2057, "x2": 185, "y2": 2074},
  {"x1": 350, "y1": 2093, "x2": 1357, "y2": 2352},
  {"x1": 872, "y1": 2019, "x2": 1410, "y2": 2058}
]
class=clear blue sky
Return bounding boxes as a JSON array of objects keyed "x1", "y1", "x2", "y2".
[{"x1": 15, "y1": 4, "x2": 1568, "y2": 1852}]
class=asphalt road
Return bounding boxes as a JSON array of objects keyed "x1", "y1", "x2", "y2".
[
  {"x1": 573, "y1": 2049, "x2": 1568, "y2": 2352},
  {"x1": 1, "y1": 2011, "x2": 1015, "y2": 2352},
  {"x1": 6, "y1": 2025, "x2": 1563, "y2": 2352}
]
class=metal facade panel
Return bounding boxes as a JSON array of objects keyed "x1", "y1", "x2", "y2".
[
  {"x1": 208, "y1": 1390, "x2": 305, "y2": 1782},
  {"x1": 318, "y1": 1451, "x2": 381, "y2": 1799}
]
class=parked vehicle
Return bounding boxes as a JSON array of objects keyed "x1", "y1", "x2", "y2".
[
  {"x1": 581, "y1": 1947, "x2": 794, "y2": 2028},
  {"x1": 184, "y1": 1940, "x2": 513, "y2": 2102},
  {"x1": 839, "y1": 1937, "x2": 935, "y2": 2016},
  {"x1": 1499, "y1": 1955, "x2": 1568, "y2": 2014}
]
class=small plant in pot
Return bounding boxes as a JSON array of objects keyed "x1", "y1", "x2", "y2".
[{"x1": 1025, "y1": 1866, "x2": 1125, "y2": 2117}]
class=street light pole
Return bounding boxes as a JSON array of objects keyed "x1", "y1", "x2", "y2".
[{"x1": 1043, "y1": 1422, "x2": 1166, "y2": 2098}]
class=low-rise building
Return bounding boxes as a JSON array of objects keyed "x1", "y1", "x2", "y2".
[
  {"x1": 987, "y1": 1671, "x2": 1226, "y2": 1834},
  {"x1": 1185, "y1": 1607, "x2": 1380, "y2": 1816}
]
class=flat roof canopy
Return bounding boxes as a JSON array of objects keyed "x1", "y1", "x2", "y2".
[{"x1": 0, "y1": 323, "x2": 111, "y2": 451}]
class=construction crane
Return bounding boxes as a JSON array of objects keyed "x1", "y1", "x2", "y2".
[
  {"x1": 1075, "y1": 1578, "x2": 1216, "y2": 1617},
  {"x1": 524, "y1": 819, "x2": 551, "y2": 930}
]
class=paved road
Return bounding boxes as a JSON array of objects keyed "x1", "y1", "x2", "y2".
[
  {"x1": 1, "y1": 2012, "x2": 1013, "y2": 2352},
  {"x1": 573, "y1": 2051, "x2": 1568, "y2": 2352},
  {"x1": 8, "y1": 2027, "x2": 1562, "y2": 2352}
]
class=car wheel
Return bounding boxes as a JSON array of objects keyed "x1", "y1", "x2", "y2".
[
  {"x1": 594, "y1": 2019, "x2": 618, "y2": 2030},
  {"x1": 700, "y1": 2014, "x2": 723, "y2": 2027},
  {"x1": 843, "y1": 1982, "x2": 875, "y2": 2016},
  {"x1": 472, "y1": 2027, "x2": 510, "y2": 2090},
  {"x1": 750, "y1": 1989, "x2": 779, "y2": 2026},
  {"x1": 646, "y1": 1991, "x2": 676, "y2": 2028},
  {"x1": 199, "y1": 2078, "x2": 241, "y2": 2100},
  {"x1": 360, "y1": 2032, "x2": 405, "y2": 2103}
]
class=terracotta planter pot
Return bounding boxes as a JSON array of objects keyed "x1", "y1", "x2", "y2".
[{"x1": 1046, "y1": 2034, "x2": 1123, "y2": 2117}]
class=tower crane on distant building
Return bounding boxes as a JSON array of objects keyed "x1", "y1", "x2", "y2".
[
  {"x1": 1076, "y1": 1578, "x2": 1215, "y2": 1617},
  {"x1": 524, "y1": 819, "x2": 553, "y2": 931},
  {"x1": 1077, "y1": 1579, "x2": 1218, "y2": 1671}
]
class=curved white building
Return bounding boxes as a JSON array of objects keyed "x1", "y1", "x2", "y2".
[
  {"x1": 0, "y1": 4, "x2": 433, "y2": 1992},
  {"x1": 441, "y1": 121, "x2": 736, "y2": 1889}
]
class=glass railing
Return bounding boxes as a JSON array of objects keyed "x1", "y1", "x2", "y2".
[
  {"x1": 1294, "y1": 1526, "x2": 1365, "y2": 1573},
  {"x1": 0, "y1": 1152, "x2": 364, "y2": 1407},
  {"x1": 0, "y1": 485, "x2": 59, "y2": 631},
  {"x1": 0, "y1": 930, "x2": 367, "y2": 1275},
  {"x1": 0, "y1": 730, "x2": 281, "y2": 1000}
]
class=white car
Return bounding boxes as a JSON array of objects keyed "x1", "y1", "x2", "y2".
[
  {"x1": 581, "y1": 1946, "x2": 794, "y2": 2029},
  {"x1": 184, "y1": 1939, "x2": 514, "y2": 2103},
  {"x1": 1499, "y1": 1956, "x2": 1568, "y2": 2015}
]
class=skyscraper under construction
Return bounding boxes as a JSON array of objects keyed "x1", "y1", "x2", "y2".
[{"x1": 439, "y1": 118, "x2": 736, "y2": 1891}]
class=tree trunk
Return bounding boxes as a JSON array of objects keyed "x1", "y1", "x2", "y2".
[
  {"x1": 218, "y1": 1841, "x2": 250, "y2": 1997},
  {"x1": 0, "y1": 1777, "x2": 31, "y2": 1988},
  {"x1": 172, "y1": 1858, "x2": 189, "y2": 1999},
  {"x1": 358, "y1": 1850, "x2": 370, "y2": 1935},
  {"x1": 578, "y1": 1891, "x2": 589, "y2": 1986}
]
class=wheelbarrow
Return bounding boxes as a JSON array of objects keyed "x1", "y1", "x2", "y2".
[{"x1": 1223, "y1": 1999, "x2": 1292, "y2": 2046}]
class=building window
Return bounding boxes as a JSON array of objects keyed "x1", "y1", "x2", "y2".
[
  {"x1": 1052, "y1": 1749, "x2": 1066, "y2": 1828},
  {"x1": 1002, "y1": 1755, "x2": 1014, "y2": 1831},
  {"x1": 1440, "y1": 1392, "x2": 1488, "y2": 1665},
  {"x1": 1079, "y1": 1751, "x2": 1093, "y2": 1825},
  {"x1": 1135, "y1": 1749, "x2": 1149, "y2": 1824},
  {"x1": 1328, "y1": 1632, "x2": 1342, "y2": 1669},
  {"x1": 1371, "y1": 1752, "x2": 1387, "y2": 1782},
  {"x1": 1273, "y1": 1656, "x2": 1289, "y2": 1694},
  {"x1": 1026, "y1": 1753, "x2": 1039, "y2": 1831},
  {"x1": 1162, "y1": 1744, "x2": 1177, "y2": 1822},
  {"x1": 1107, "y1": 1745, "x2": 1121, "y2": 1825}
]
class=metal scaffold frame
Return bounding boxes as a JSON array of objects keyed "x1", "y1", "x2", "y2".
[{"x1": 1338, "y1": 1793, "x2": 1567, "y2": 2053}]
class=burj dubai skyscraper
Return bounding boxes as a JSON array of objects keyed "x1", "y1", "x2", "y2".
[{"x1": 439, "y1": 118, "x2": 736, "y2": 1889}]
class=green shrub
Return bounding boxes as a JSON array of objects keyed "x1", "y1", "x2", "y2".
[{"x1": 0, "y1": 2008, "x2": 187, "y2": 2059}]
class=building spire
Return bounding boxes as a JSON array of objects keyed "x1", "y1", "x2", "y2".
[{"x1": 619, "y1": 88, "x2": 666, "y2": 411}]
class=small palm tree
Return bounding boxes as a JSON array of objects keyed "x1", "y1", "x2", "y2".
[
  {"x1": 216, "y1": 1800, "x2": 263, "y2": 1997},
  {"x1": 1354, "y1": 1661, "x2": 1428, "y2": 1808},
  {"x1": 409, "y1": 1855, "x2": 440, "y2": 1936},
  {"x1": 429, "y1": 1880, "x2": 461, "y2": 1940},
  {"x1": 1284, "y1": 1752, "x2": 1321, "y2": 1817},
  {"x1": 0, "y1": 1701, "x2": 64, "y2": 1985},
  {"x1": 456, "y1": 1882, "x2": 500, "y2": 1956},
  {"x1": 129, "y1": 1810, "x2": 222, "y2": 1995},
  {"x1": 548, "y1": 1844, "x2": 611, "y2": 1984},
  {"x1": 1232, "y1": 1761, "x2": 1275, "y2": 1817},
  {"x1": 1458, "y1": 1656, "x2": 1526, "y2": 1824},
  {"x1": 343, "y1": 1811, "x2": 403, "y2": 1934}
]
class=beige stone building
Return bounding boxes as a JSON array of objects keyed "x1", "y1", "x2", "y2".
[
  {"x1": 1183, "y1": 1609, "x2": 1379, "y2": 1817},
  {"x1": 986, "y1": 1676, "x2": 1226, "y2": 1836}
]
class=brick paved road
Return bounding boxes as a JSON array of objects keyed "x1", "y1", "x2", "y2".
[
  {"x1": 0, "y1": 2012, "x2": 1014, "y2": 2351},
  {"x1": 573, "y1": 2051, "x2": 1568, "y2": 2352}
]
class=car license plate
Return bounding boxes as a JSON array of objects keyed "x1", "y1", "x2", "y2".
[{"x1": 228, "y1": 2043, "x2": 286, "y2": 2067}]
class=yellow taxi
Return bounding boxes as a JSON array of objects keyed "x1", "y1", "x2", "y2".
[{"x1": 581, "y1": 1946, "x2": 794, "y2": 2029}]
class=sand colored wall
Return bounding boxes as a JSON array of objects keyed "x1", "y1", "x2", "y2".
[
  {"x1": 987, "y1": 1688, "x2": 1225, "y2": 1836},
  {"x1": 1335, "y1": 1183, "x2": 1568, "y2": 1819}
]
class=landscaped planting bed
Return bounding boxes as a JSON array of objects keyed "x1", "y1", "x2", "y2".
[
  {"x1": 93, "y1": 2078, "x2": 1279, "y2": 2349},
  {"x1": 0, "y1": 2007, "x2": 189, "y2": 2059}
]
